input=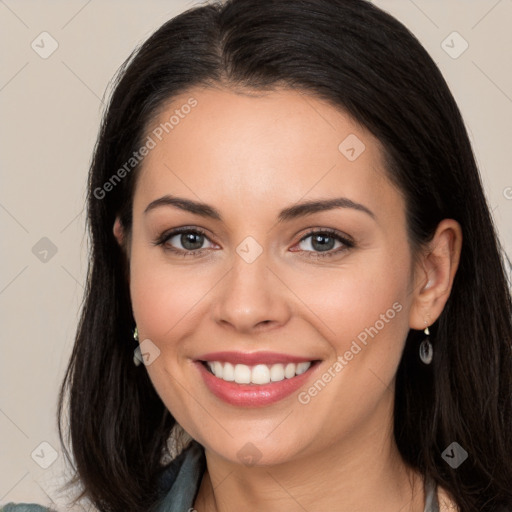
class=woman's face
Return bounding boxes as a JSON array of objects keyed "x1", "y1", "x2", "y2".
[{"x1": 122, "y1": 86, "x2": 421, "y2": 465}]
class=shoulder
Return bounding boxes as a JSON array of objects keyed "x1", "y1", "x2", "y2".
[{"x1": 1, "y1": 505, "x2": 52, "y2": 512}]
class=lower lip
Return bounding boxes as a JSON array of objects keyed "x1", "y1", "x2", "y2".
[{"x1": 195, "y1": 361, "x2": 320, "y2": 407}]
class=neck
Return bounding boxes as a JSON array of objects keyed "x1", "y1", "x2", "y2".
[{"x1": 194, "y1": 388, "x2": 426, "y2": 512}]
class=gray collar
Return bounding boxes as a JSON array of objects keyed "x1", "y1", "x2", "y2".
[
  {"x1": 156, "y1": 440, "x2": 205, "y2": 512},
  {"x1": 424, "y1": 475, "x2": 440, "y2": 512}
]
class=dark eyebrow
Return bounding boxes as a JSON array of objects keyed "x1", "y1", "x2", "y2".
[
  {"x1": 144, "y1": 195, "x2": 375, "y2": 221},
  {"x1": 277, "y1": 198, "x2": 375, "y2": 222},
  {"x1": 144, "y1": 195, "x2": 222, "y2": 220}
]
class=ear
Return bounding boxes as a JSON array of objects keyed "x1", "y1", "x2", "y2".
[
  {"x1": 113, "y1": 216, "x2": 125, "y2": 247},
  {"x1": 409, "y1": 219, "x2": 463, "y2": 330}
]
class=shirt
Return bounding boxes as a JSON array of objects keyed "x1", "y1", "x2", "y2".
[{"x1": 1, "y1": 440, "x2": 458, "y2": 512}]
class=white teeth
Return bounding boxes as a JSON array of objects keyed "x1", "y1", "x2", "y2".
[
  {"x1": 234, "y1": 364, "x2": 251, "y2": 384},
  {"x1": 205, "y1": 361, "x2": 312, "y2": 384},
  {"x1": 284, "y1": 363, "x2": 296, "y2": 379},
  {"x1": 222, "y1": 362, "x2": 235, "y2": 381},
  {"x1": 296, "y1": 362, "x2": 310, "y2": 375},
  {"x1": 213, "y1": 361, "x2": 224, "y2": 379},
  {"x1": 251, "y1": 364, "x2": 270, "y2": 385},
  {"x1": 269, "y1": 364, "x2": 285, "y2": 382}
]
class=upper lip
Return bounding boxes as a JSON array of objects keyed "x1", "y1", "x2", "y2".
[{"x1": 196, "y1": 351, "x2": 318, "y2": 365}]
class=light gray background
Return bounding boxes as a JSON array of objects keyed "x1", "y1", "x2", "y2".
[{"x1": 1, "y1": 0, "x2": 511, "y2": 508}]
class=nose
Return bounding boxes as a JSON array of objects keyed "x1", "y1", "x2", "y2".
[{"x1": 212, "y1": 251, "x2": 292, "y2": 334}]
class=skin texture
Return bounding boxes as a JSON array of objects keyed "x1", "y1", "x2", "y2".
[{"x1": 114, "y1": 86, "x2": 462, "y2": 512}]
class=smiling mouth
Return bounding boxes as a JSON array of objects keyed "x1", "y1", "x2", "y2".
[{"x1": 201, "y1": 360, "x2": 319, "y2": 385}]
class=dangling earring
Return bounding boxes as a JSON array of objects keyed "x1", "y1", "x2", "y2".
[
  {"x1": 133, "y1": 326, "x2": 141, "y2": 366},
  {"x1": 419, "y1": 325, "x2": 433, "y2": 365}
]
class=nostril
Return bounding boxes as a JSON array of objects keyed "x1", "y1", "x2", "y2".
[{"x1": 255, "y1": 320, "x2": 274, "y2": 330}]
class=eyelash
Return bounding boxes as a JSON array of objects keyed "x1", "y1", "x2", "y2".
[{"x1": 153, "y1": 226, "x2": 355, "y2": 259}]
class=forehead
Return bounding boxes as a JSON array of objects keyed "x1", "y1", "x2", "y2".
[{"x1": 134, "y1": 86, "x2": 402, "y2": 222}]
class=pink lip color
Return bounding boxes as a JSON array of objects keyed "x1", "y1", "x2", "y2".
[{"x1": 194, "y1": 359, "x2": 319, "y2": 407}]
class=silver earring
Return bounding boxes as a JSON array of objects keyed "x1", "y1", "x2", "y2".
[
  {"x1": 419, "y1": 326, "x2": 433, "y2": 365},
  {"x1": 133, "y1": 326, "x2": 141, "y2": 366}
]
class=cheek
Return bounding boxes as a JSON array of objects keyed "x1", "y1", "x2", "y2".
[
  {"x1": 290, "y1": 251, "x2": 413, "y2": 432},
  {"x1": 129, "y1": 254, "x2": 214, "y2": 345},
  {"x1": 289, "y1": 254, "x2": 412, "y2": 433},
  {"x1": 289, "y1": 249, "x2": 411, "y2": 355},
  {"x1": 128, "y1": 250, "x2": 214, "y2": 423}
]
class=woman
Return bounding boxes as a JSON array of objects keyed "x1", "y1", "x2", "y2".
[{"x1": 3, "y1": 0, "x2": 511, "y2": 511}]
